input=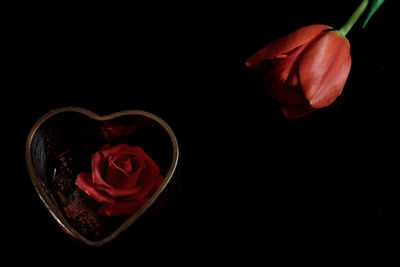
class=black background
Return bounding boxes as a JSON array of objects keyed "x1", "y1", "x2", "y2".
[{"x1": 6, "y1": 0, "x2": 399, "y2": 265}]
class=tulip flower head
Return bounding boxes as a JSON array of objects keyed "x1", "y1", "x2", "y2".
[
  {"x1": 245, "y1": 24, "x2": 351, "y2": 118},
  {"x1": 245, "y1": 0, "x2": 384, "y2": 118}
]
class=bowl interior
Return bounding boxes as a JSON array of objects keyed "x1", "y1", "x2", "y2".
[{"x1": 28, "y1": 109, "x2": 176, "y2": 243}]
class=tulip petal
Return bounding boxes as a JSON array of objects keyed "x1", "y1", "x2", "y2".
[
  {"x1": 264, "y1": 42, "x2": 311, "y2": 106},
  {"x1": 299, "y1": 31, "x2": 351, "y2": 109},
  {"x1": 309, "y1": 53, "x2": 351, "y2": 109},
  {"x1": 280, "y1": 103, "x2": 314, "y2": 119},
  {"x1": 245, "y1": 24, "x2": 331, "y2": 71},
  {"x1": 264, "y1": 71, "x2": 305, "y2": 106}
]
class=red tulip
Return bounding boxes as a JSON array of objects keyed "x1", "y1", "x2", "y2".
[{"x1": 245, "y1": 24, "x2": 351, "y2": 118}]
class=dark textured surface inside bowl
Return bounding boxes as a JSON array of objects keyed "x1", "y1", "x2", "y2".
[{"x1": 29, "y1": 111, "x2": 173, "y2": 241}]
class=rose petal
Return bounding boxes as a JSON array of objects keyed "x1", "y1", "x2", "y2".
[
  {"x1": 112, "y1": 150, "x2": 138, "y2": 163},
  {"x1": 92, "y1": 144, "x2": 132, "y2": 188},
  {"x1": 126, "y1": 171, "x2": 164, "y2": 201},
  {"x1": 104, "y1": 147, "x2": 146, "y2": 188},
  {"x1": 91, "y1": 149, "x2": 113, "y2": 189},
  {"x1": 118, "y1": 146, "x2": 161, "y2": 196},
  {"x1": 98, "y1": 199, "x2": 148, "y2": 216},
  {"x1": 109, "y1": 158, "x2": 131, "y2": 176},
  {"x1": 102, "y1": 124, "x2": 138, "y2": 142},
  {"x1": 98, "y1": 185, "x2": 142, "y2": 198},
  {"x1": 146, "y1": 174, "x2": 164, "y2": 198},
  {"x1": 131, "y1": 146, "x2": 160, "y2": 172},
  {"x1": 119, "y1": 159, "x2": 134, "y2": 174},
  {"x1": 115, "y1": 158, "x2": 144, "y2": 188},
  {"x1": 105, "y1": 158, "x2": 131, "y2": 186},
  {"x1": 99, "y1": 143, "x2": 128, "y2": 158},
  {"x1": 245, "y1": 24, "x2": 331, "y2": 71},
  {"x1": 75, "y1": 172, "x2": 115, "y2": 204}
]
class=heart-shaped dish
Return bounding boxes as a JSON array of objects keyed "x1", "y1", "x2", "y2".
[{"x1": 25, "y1": 107, "x2": 179, "y2": 247}]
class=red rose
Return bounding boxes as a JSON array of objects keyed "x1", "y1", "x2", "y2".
[
  {"x1": 245, "y1": 24, "x2": 351, "y2": 118},
  {"x1": 75, "y1": 144, "x2": 164, "y2": 216}
]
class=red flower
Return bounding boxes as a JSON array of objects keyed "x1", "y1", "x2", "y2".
[
  {"x1": 245, "y1": 24, "x2": 351, "y2": 118},
  {"x1": 101, "y1": 124, "x2": 138, "y2": 143},
  {"x1": 75, "y1": 144, "x2": 163, "y2": 216}
]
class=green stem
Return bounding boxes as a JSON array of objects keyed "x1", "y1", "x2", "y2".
[{"x1": 338, "y1": 0, "x2": 369, "y2": 36}]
